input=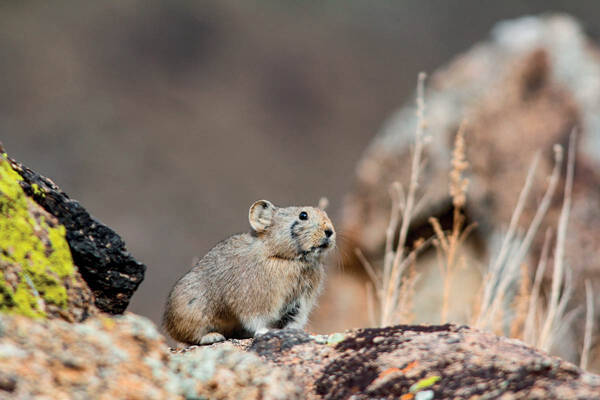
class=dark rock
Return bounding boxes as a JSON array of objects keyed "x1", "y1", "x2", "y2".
[
  {"x1": 0, "y1": 373, "x2": 16, "y2": 393},
  {"x1": 250, "y1": 328, "x2": 313, "y2": 361},
  {"x1": 7, "y1": 158, "x2": 145, "y2": 314},
  {"x1": 243, "y1": 325, "x2": 600, "y2": 399}
]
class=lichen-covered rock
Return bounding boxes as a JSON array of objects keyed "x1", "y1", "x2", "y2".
[
  {"x1": 0, "y1": 313, "x2": 178, "y2": 399},
  {"x1": 0, "y1": 312, "x2": 303, "y2": 399},
  {"x1": 242, "y1": 326, "x2": 600, "y2": 399},
  {"x1": 0, "y1": 154, "x2": 96, "y2": 321},
  {"x1": 170, "y1": 344, "x2": 303, "y2": 400},
  {"x1": 7, "y1": 156, "x2": 146, "y2": 314},
  {"x1": 0, "y1": 309, "x2": 597, "y2": 399}
]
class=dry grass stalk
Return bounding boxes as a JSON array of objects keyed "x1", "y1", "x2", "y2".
[
  {"x1": 394, "y1": 262, "x2": 418, "y2": 323},
  {"x1": 365, "y1": 282, "x2": 377, "y2": 327},
  {"x1": 475, "y1": 153, "x2": 540, "y2": 327},
  {"x1": 357, "y1": 72, "x2": 429, "y2": 327},
  {"x1": 429, "y1": 120, "x2": 474, "y2": 322},
  {"x1": 510, "y1": 263, "x2": 532, "y2": 339},
  {"x1": 580, "y1": 279, "x2": 594, "y2": 370},
  {"x1": 523, "y1": 229, "x2": 552, "y2": 344},
  {"x1": 539, "y1": 133, "x2": 576, "y2": 352},
  {"x1": 381, "y1": 72, "x2": 428, "y2": 326},
  {"x1": 475, "y1": 143, "x2": 563, "y2": 331}
]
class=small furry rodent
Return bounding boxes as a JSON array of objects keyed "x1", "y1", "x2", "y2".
[{"x1": 163, "y1": 199, "x2": 335, "y2": 345}]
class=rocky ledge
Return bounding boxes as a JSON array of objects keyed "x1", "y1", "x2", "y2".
[
  {"x1": 245, "y1": 325, "x2": 600, "y2": 399},
  {"x1": 0, "y1": 313, "x2": 598, "y2": 399}
]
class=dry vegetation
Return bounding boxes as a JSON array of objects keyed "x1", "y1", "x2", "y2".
[{"x1": 358, "y1": 74, "x2": 596, "y2": 369}]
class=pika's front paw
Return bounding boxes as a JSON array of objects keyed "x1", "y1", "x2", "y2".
[
  {"x1": 200, "y1": 332, "x2": 226, "y2": 345},
  {"x1": 254, "y1": 327, "x2": 270, "y2": 337}
]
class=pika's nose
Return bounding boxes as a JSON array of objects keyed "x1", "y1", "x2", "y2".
[{"x1": 324, "y1": 229, "x2": 333, "y2": 238}]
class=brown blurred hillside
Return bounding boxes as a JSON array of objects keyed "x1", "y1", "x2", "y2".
[{"x1": 2, "y1": 0, "x2": 600, "y2": 332}]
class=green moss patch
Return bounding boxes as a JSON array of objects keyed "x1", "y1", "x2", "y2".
[{"x1": 0, "y1": 155, "x2": 75, "y2": 318}]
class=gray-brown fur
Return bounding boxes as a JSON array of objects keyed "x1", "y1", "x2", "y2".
[{"x1": 163, "y1": 199, "x2": 335, "y2": 345}]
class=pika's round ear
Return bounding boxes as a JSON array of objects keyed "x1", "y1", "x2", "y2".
[
  {"x1": 318, "y1": 197, "x2": 329, "y2": 210},
  {"x1": 249, "y1": 200, "x2": 275, "y2": 233}
]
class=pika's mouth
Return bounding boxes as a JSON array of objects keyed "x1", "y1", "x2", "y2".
[
  {"x1": 299, "y1": 239, "x2": 332, "y2": 257},
  {"x1": 315, "y1": 237, "x2": 334, "y2": 251},
  {"x1": 318, "y1": 240, "x2": 330, "y2": 249}
]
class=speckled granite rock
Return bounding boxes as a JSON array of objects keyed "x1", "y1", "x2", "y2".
[
  {"x1": 0, "y1": 313, "x2": 175, "y2": 399},
  {"x1": 170, "y1": 344, "x2": 303, "y2": 400},
  {"x1": 0, "y1": 312, "x2": 598, "y2": 399},
  {"x1": 240, "y1": 326, "x2": 599, "y2": 400},
  {"x1": 0, "y1": 313, "x2": 303, "y2": 399}
]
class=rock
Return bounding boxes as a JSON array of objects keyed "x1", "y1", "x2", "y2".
[
  {"x1": 7, "y1": 155, "x2": 146, "y2": 314},
  {"x1": 0, "y1": 313, "x2": 177, "y2": 399},
  {"x1": 170, "y1": 343, "x2": 303, "y2": 400},
  {"x1": 343, "y1": 14, "x2": 600, "y2": 265},
  {"x1": 0, "y1": 307, "x2": 598, "y2": 399},
  {"x1": 242, "y1": 326, "x2": 600, "y2": 399},
  {"x1": 0, "y1": 312, "x2": 303, "y2": 399},
  {"x1": 336, "y1": 14, "x2": 600, "y2": 359},
  {"x1": 0, "y1": 154, "x2": 97, "y2": 322}
]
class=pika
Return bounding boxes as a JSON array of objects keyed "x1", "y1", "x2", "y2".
[{"x1": 163, "y1": 199, "x2": 335, "y2": 345}]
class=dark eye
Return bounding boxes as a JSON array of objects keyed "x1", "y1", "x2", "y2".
[{"x1": 299, "y1": 211, "x2": 308, "y2": 220}]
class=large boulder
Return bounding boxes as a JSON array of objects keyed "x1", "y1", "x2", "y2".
[
  {"x1": 206, "y1": 327, "x2": 600, "y2": 399},
  {"x1": 343, "y1": 14, "x2": 600, "y2": 268},
  {"x1": 5, "y1": 154, "x2": 146, "y2": 314},
  {"x1": 323, "y1": 14, "x2": 600, "y2": 362},
  {"x1": 0, "y1": 154, "x2": 96, "y2": 321}
]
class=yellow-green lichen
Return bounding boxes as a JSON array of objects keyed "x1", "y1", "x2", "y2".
[
  {"x1": 30, "y1": 183, "x2": 45, "y2": 198},
  {"x1": 0, "y1": 154, "x2": 75, "y2": 318}
]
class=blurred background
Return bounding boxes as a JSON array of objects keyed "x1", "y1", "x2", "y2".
[{"x1": 2, "y1": 0, "x2": 600, "y2": 332}]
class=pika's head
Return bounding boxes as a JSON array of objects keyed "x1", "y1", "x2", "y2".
[{"x1": 249, "y1": 199, "x2": 336, "y2": 261}]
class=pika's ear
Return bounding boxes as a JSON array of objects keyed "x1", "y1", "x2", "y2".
[
  {"x1": 318, "y1": 197, "x2": 329, "y2": 210},
  {"x1": 249, "y1": 200, "x2": 275, "y2": 232}
]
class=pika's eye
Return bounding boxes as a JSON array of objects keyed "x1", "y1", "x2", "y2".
[{"x1": 299, "y1": 211, "x2": 308, "y2": 220}]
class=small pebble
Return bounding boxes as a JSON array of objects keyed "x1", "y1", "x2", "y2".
[
  {"x1": 311, "y1": 335, "x2": 328, "y2": 345},
  {"x1": 415, "y1": 390, "x2": 434, "y2": 400},
  {"x1": 327, "y1": 333, "x2": 346, "y2": 345},
  {"x1": 372, "y1": 336, "x2": 385, "y2": 344}
]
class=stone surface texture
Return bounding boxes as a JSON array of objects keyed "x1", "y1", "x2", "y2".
[
  {"x1": 0, "y1": 289, "x2": 597, "y2": 399},
  {"x1": 0, "y1": 313, "x2": 303, "y2": 400},
  {"x1": 8, "y1": 157, "x2": 146, "y2": 315},
  {"x1": 201, "y1": 326, "x2": 600, "y2": 400},
  {"x1": 0, "y1": 154, "x2": 97, "y2": 322}
]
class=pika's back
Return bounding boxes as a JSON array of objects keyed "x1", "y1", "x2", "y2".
[{"x1": 163, "y1": 199, "x2": 335, "y2": 345}]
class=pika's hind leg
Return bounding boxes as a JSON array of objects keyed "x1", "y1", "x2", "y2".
[{"x1": 200, "y1": 332, "x2": 226, "y2": 345}]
